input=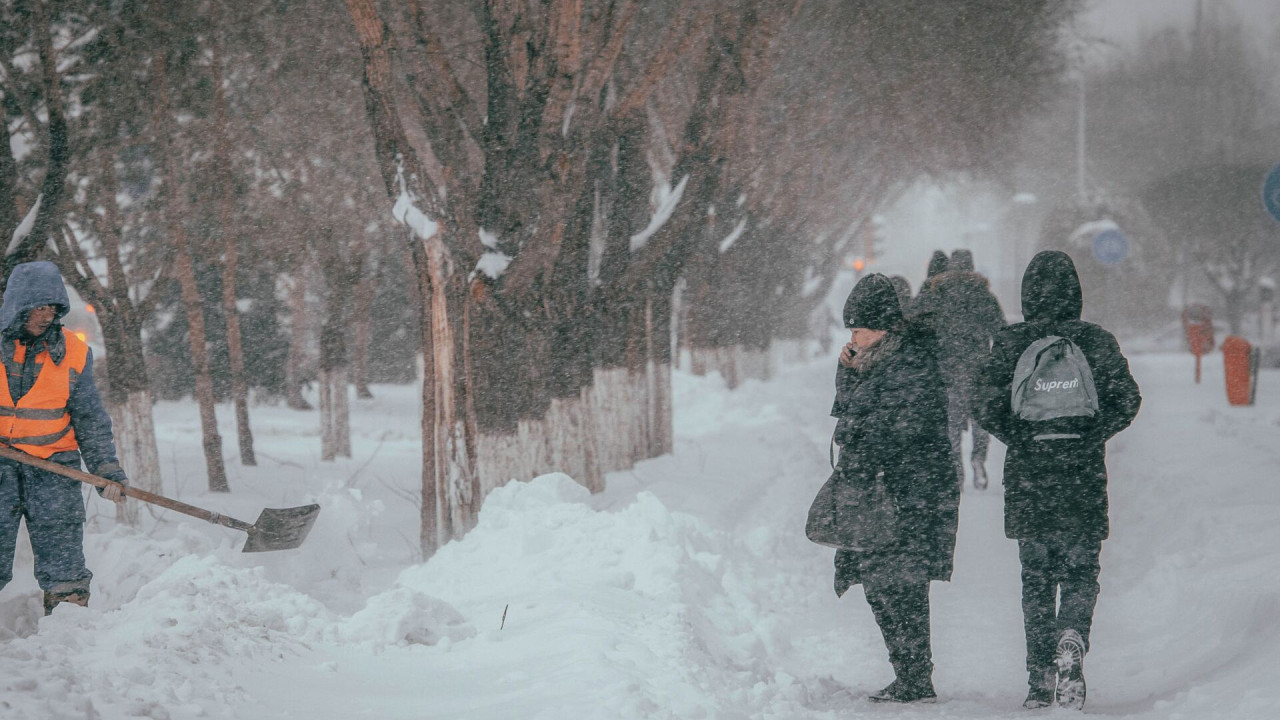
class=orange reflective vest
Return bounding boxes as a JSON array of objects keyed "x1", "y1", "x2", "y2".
[{"x1": 0, "y1": 329, "x2": 87, "y2": 457}]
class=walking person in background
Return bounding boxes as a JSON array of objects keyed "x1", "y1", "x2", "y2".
[
  {"x1": 915, "y1": 249, "x2": 1005, "y2": 489},
  {"x1": 824, "y1": 273, "x2": 959, "y2": 703},
  {"x1": 916, "y1": 250, "x2": 950, "y2": 302},
  {"x1": 0, "y1": 261, "x2": 128, "y2": 615},
  {"x1": 887, "y1": 275, "x2": 913, "y2": 312},
  {"x1": 974, "y1": 250, "x2": 1141, "y2": 710}
]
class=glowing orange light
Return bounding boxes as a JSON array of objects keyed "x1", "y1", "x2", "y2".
[
  {"x1": 85, "y1": 304, "x2": 96, "y2": 314},
  {"x1": 75, "y1": 332, "x2": 87, "y2": 342},
  {"x1": 852, "y1": 259, "x2": 866, "y2": 272}
]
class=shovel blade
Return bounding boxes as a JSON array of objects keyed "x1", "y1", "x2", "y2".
[{"x1": 241, "y1": 504, "x2": 321, "y2": 553}]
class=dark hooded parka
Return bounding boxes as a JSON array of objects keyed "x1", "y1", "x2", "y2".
[
  {"x1": 830, "y1": 275, "x2": 959, "y2": 596},
  {"x1": 973, "y1": 251, "x2": 1141, "y2": 540},
  {"x1": 912, "y1": 249, "x2": 1006, "y2": 396}
]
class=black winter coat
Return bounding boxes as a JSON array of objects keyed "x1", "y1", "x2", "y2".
[
  {"x1": 913, "y1": 270, "x2": 1006, "y2": 395},
  {"x1": 829, "y1": 323, "x2": 959, "y2": 596},
  {"x1": 973, "y1": 251, "x2": 1141, "y2": 541}
]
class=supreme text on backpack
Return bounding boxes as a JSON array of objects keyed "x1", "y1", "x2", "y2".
[{"x1": 1010, "y1": 335, "x2": 1099, "y2": 439}]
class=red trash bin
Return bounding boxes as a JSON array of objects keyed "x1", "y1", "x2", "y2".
[{"x1": 1222, "y1": 335, "x2": 1258, "y2": 406}]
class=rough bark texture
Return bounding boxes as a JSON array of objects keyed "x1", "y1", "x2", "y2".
[
  {"x1": 345, "y1": 0, "x2": 474, "y2": 557},
  {"x1": 152, "y1": 41, "x2": 229, "y2": 493},
  {"x1": 285, "y1": 272, "x2": 313, "y2": 410},
  {"x1": 212, "y1": 43, "x2": 256, "y2": 466},
  {"x1": 351, "y1": 259, "x2": 377, "y2": 399}
]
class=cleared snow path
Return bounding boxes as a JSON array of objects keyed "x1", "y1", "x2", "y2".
[{"x1": 1, "y1": 351, "x2": 1277, "y2": 719}]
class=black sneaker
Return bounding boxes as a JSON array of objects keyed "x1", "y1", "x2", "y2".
[
  {"x1": 869, "y1": 678, "x2": 937, "y2": 704},
  {"x1": 1054, "y1": 629, "x2": 1087, "y2": 710},
  {"x1": 1022, "y1": 670, "x2": 1055, "y2": 709}
]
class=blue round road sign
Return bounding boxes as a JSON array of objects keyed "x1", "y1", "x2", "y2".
[
  {"x1": 1263, "y1": 163, "x2": 1280, "y2": 223},
  {"x1": 1093, "y1": 228, "x2": 1129, "y2": 265}
]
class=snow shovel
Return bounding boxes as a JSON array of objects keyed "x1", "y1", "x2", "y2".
[{"x1": 0, "y1": 444, "x2": 320, "y2": 552}]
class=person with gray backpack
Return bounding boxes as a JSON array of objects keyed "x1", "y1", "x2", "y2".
[{"x1": 973, "y1": 250, "x2": 1141, "y2": 711}]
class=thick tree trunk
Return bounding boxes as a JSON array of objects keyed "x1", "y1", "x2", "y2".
[
  {"x1": 212, "y1": 44, "x2": 255, "y2": 466},
  {"x1": 345, "y1": 0, "x2": 475, "y2": 558},
  {"x1": 152, "y1": 43, "x2": 229, "y2": 493},
  {"x1": 107, "y1": 390, "x2": 160, "y2": 523},
  {"x1": 97, "y1": 305, "x2": 160, "y2": 526},
  {"x1": 423, "y1": 237, "x2": 474, "y2": 544},
  {"x1": 285, "y1": 272, "x2": 313, "y2": 410}
]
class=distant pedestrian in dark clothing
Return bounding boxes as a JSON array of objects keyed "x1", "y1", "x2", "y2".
[
  {"x1": 829, "y1": 274, "x2": 959, "y2": 704},
  {"x1": 0, "y1": 262, "x2": 128, "y2": 615},
  {"x1": 973, "y1": 251, "x2": 1141, "y2": 710},
  {"x1": 888, "y1": 275, "x2": 912, "y2": 311},
  {"x1": 915, "y1": 249, "x2": 1006, "y2": 489},
  {"x1": 923, "y1": 250, "x2": 949, "y2": 289}
]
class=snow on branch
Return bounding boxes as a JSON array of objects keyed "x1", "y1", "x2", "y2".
[
  {"x1": 391, "y1": 162, "x2": 438, "y2": 242},
  {"x1": 469, "y1": 228, "x2": 511, "y2": 281},
  {"x1": 630, "y1": 175, "x2": 688, "y2": 252},
  {"x1": 7, "y1": 193, "x2": 42, "y2": 256},
  {"x1": 718, "y1": 218, "x2": 747, "y2": 254}
]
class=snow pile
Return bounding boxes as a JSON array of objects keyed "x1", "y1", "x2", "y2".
[
  {"x1": 391, "y1": 472, "x2": 812, "y2": 717},
  {"x1": 337, "y1": 587, "x2": 474, "y2": 647},
  {"x1": 0, "y1": 555, "x2": 329, "y2": 719}
]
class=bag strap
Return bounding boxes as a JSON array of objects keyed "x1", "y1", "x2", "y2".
[{"x1": 829, "y1": 428, "x2": 839, "y2": 470}]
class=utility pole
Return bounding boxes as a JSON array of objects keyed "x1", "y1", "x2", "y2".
[{"x1": 1076, "y1": 70, "x2": 1087, "y2": 201}]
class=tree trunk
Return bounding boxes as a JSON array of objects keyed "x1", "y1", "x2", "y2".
[
  {"x1": 98, "y1": 306, "x2": 160, "y2": 526},
  {"x1": 212, "y1": 40, "x2": 255, "y2": 466},
  {"x1": 152, "y1": 41, "x2": 229, "y2": 493},
  {"x1": 2, "y1": 0, "x2": 70, "y2": 285},
  {"x1": 344, "y1": 0, "x2": 475, "y2": 558},
  {"x1": 318, "y1": 284, "x2": 352, "y2": 461},
  {"x1": 423, "y1": 237, "x2": 474, "y2": 545},
  {"x1": 351, "y1": 259, "x2": 377, "y2": 399},
  {"x1": 285, "y1": 272, "x2": 313, "y2": 410}
]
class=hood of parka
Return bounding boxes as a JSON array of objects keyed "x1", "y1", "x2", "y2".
[
  {"x1": 0, "y1": 261, "x2": 70, "y2": 336},
  {"x1": 1021, "y1": 250, "x2": 1082, "y2": 322}
]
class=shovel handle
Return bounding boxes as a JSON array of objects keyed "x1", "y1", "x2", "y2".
[{"x1": 0, "y1": 444, "x2": 254, "y2": 533}]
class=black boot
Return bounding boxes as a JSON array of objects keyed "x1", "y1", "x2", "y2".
[
  {"x1": 869, "y1": 676, "x2": 937, "y2": 704},
  {"x1": 1022, "y1": 669, "x2": 1055, "y2": 709},
  {"x1": 43, "y1": 590, "x2": 89, "y2": 616}
]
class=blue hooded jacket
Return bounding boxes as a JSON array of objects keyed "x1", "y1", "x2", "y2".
[{"x1": 0, "y1": 261, "x2": 124, "y2": 478}]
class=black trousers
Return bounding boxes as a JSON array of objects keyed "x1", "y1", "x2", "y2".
[
  {"x1": 947, "y1": 388, "x2": 989, "y2": 479},
  {"x1": 1018, "y1": 534, "x2": 1102, "y2": 675},
  {"x1": 863, "y1": 579, "x2": 933, "y2": 684}
]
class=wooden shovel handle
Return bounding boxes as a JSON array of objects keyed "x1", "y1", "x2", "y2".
[{"x1": 0, "y1": 444, "x2": 254, "y2": 533}]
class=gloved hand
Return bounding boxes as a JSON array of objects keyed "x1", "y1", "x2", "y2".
[{"x1": 95, "y1": 463, "x2": 128, "y2": 504}]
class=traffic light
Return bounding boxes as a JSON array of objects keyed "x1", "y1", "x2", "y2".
[{"x1": 868, "y1": 215, "x2": 887, "y2": 262}]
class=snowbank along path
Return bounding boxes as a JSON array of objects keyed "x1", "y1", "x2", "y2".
[{"x1": 0, "y1": 350, "x2": 1277, "y2": 719}]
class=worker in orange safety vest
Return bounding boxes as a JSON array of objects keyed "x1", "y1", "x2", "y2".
[{"x1": 0, "y1": 261, "x2": 127, "y2": 615}]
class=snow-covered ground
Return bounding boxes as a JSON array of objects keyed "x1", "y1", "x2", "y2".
[{"x1": 1, "y1": 348, "x2": 1278, "y2": 719}]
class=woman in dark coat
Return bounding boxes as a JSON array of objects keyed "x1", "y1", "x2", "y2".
[{"x1": 828, "y1": 273, "x2": 959, "y2": 703}]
